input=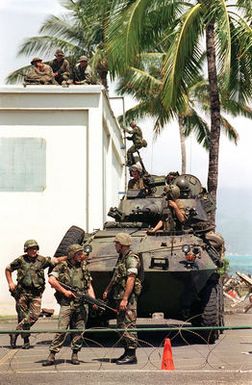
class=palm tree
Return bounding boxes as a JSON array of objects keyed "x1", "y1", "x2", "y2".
[
  {"x1": 117, "y1": 62, "x2": 251, "y2": 174},
  {"x1": 107, "y1": 0, "x2": 252, "y2": 225},
  {"x1": 6, "y1": 0, "x2": 114, "y2": 88}
]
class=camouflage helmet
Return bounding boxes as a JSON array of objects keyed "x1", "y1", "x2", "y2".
[
  {"x1": 55, "y1": 49, "x2": 64, "y2": 57},
  {"x1": 166, "y1": 171, "x2": 179, "y2": 184},
  {"x1": 175, "y1": 177, "x2": 190, "y2": 192},
  {"x1": 67, "y1": 244, "x2": 83, "y2": 259},
  {"x1": 31, "y1": 57, "x2": 42, "y2": 65},
  {"x1": 165, "y1": 184, "x2": 180, "y2": 200},
  {"x1": 114, "y1": 233, "x2": 132, "y2": 246},
  {"x1": 78, "y1": 55, "x2": 88, "y2": 62},
  {"x1": 130, "y1": 163, "x2": 142, "y2": 173},
  {"x1": 24, "y1": 239, "x2": 39, "y2": 252}
]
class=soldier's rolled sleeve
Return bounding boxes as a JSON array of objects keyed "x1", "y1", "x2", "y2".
[
  {"x1": 7, "y1": 258, "x2": 21, "y2": 272},
  {"x1": 126, "y1": 255, "x2": 139, "y2": 276},
  {"x1": 49, "y1": 270, "x2": 59, "y2": 279},
  {"x1": 127, "y1": 267, "x2": 138, "y2": 275},
  {"x1": 48, "y1": 264, "x2": 60, "y2": 278}
]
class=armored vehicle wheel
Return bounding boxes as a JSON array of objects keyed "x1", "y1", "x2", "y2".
[
  {"x1": 54, "y1": 225, "x2": 85, "y2": 257},
  {"x1": 217, "y1": 279, "x2": 225, "y2": 333},
  {"x1": 197, "y1": 281, "x2": 220, "y2": 344}
]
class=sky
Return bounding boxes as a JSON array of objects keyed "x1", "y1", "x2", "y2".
[{"x1": 0, "y1": 0, "x2": 251, "y2": 255}]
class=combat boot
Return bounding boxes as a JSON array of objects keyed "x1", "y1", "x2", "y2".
[
  {"x1": 22, "y1": 336, "x2": 30, "y2": 349},
  {"x1": 111, "y1": 349, "x2": 128, "y2": 363},
  {"x1": 71, "y1": 351, "x2": 80, "y2": 365},
  {"x1": 9, "y1": 333, "x2": 18, "y2": 349},
  {"x1": 116, "y1": 349, "x2": 137, "y2": 365},
  {"x1": 42, "y1": 352, "x2": 56, "y2": 366}
]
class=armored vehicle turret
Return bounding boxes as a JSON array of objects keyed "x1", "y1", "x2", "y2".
[{"x1": 55, "y1": 173, "x2": 224, "y2": 343}]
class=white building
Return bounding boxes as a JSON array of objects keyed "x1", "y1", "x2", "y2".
[{"x1": 0, "y1": 85, "x2": 125, "y2": 314}]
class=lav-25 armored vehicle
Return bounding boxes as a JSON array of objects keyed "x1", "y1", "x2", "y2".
[{"x1": 55, "y1": 172, "x2": 224, "y2": 343}]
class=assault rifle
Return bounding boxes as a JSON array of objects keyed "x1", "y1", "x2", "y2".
[{"x1": 59, "y1": 281, "x2": 118, "y2": 314}]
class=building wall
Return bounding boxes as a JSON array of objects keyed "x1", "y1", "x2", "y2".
[{"x1": 0, "y1": 86, "x2": 124, "y2": 314}]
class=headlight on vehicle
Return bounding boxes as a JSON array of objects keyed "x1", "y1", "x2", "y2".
[
  {"x1": 182, "y1": 244, "x2": 190, "y2": 254},
  {"x1": 84, "y1": 244, "x2": 92, "y2": 254}
]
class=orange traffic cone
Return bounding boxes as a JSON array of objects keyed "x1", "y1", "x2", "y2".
[{"x1": 161, "y1": 338, "x2": 175, "y2": 370}]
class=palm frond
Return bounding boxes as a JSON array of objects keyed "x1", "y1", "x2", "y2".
[
  {"x1": 17, "y1": 36, "x2": 81, "y2": 58},
  {"x1": 182, "y1": 108, "x2": 210, "y2": 149},
  {"x1": 161, "y1": 4, "x2": 204, "y2": 109},
  {"x1": 236, "y1": 0, "x2": 252, "y2": 20},
  {"x1": 5, "y1": 65, "x2": 31, "y2": 84},
  {"x1": 214, "y1": 0, "x2": 231, "y2": 84},
  {"x1": 220, "y1": 116, "x2": 239, "y2": 144}
]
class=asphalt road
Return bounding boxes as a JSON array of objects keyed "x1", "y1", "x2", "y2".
[{"x1": 0, "y1": 313, "x2": 251, "y2": 385}]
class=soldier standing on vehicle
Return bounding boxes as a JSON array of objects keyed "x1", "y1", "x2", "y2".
[
  {"x1": 24, "y1": 57, "x2": 55, "y2": 85},
  {"x1": 103, "y1": 233, "x2": 142, "y2": 365},
  {"x1": 124, "y1": 121, "x2": 147, "y2": 166},
  {"x1": 5, "y1": 240, "x2": 67, "y2": 349},
  {"x1": 42, "y1": 244, "x2": 96, "y2": 366},
  {"x1": 49, "y1": 49, "x2": 70, "y2": 85},
  {"x1": 148, "y1": 185, "x2": 186, "y2": 233}
]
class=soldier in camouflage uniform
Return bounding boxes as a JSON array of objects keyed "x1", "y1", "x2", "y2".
[
  {"x1": 128, "y1": 164, "x2": 145, "y2": 190},
  {"x1": 103, "y1": 233, "x2": 142, "y2": 365},
  {"x1": 72, "y1": 56, "x2": 94, "y2": 85},
  {"x1": 49, "y1": 49, "x2": 71, "y2": 85},
  {"x1": 148, "y1": 185, "x2": 187, "y2": 233},
  {"x1": 24, "y1": 57, "x2": 55, "y2": 85},
  {"x1": 43, "y1": 244, "x2": 96, "y2": 366},
  {"x1": 5, "y1": 240, "x2": 66, "y2": 349},
  {"x1": 124, "y1": 121, "x2": 147, "y2": 166}
]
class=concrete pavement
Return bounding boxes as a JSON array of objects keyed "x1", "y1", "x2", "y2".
[{"x1": 0, "y1": 314, "x2": 251, "y2": 384}]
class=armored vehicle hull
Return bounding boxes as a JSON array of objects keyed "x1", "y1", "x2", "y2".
[{"x1": 55, "y1": 173, "x2": 224, "y2": 343}]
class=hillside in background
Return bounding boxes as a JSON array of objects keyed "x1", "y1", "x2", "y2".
[{"x1": 217, "y1": 188, "x2": 252, "y2": 256}]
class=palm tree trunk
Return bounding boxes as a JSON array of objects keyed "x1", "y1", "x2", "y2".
[
  {"x1": 178, "y1": 115, "x2": 186, "y2": 174},
  {"x1": 206, "y1": 22, "x2": 221, "y2": 227}
]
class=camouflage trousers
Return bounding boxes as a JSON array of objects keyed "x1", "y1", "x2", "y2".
[
  {"x1": 115, "y1": 296, "x2": 138, "y2": 349},
  {"x1": 127, "y1": 144, "x2": 143, "y2": 165},
  {"x1": 15, "y1": 292, "x2": 42, "y2": 338},
  {"x1": 49, "y1": 302, "x2": 88, "y2": 353}
]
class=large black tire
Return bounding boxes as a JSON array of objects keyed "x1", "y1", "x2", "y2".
[
  {"x1": 198, "y1": 281, "x2": 220, "y2": 344},
  {"x1": 54, "y1": 226, "x2": 85, "y2": 257},
  {"x1": 217, "y1": 279, "x2": 225, "y2": 333}
]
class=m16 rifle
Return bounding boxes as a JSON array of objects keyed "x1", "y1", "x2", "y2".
[{"x1": 59, "y1": 281, "x2": 118, "y2": 314}]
